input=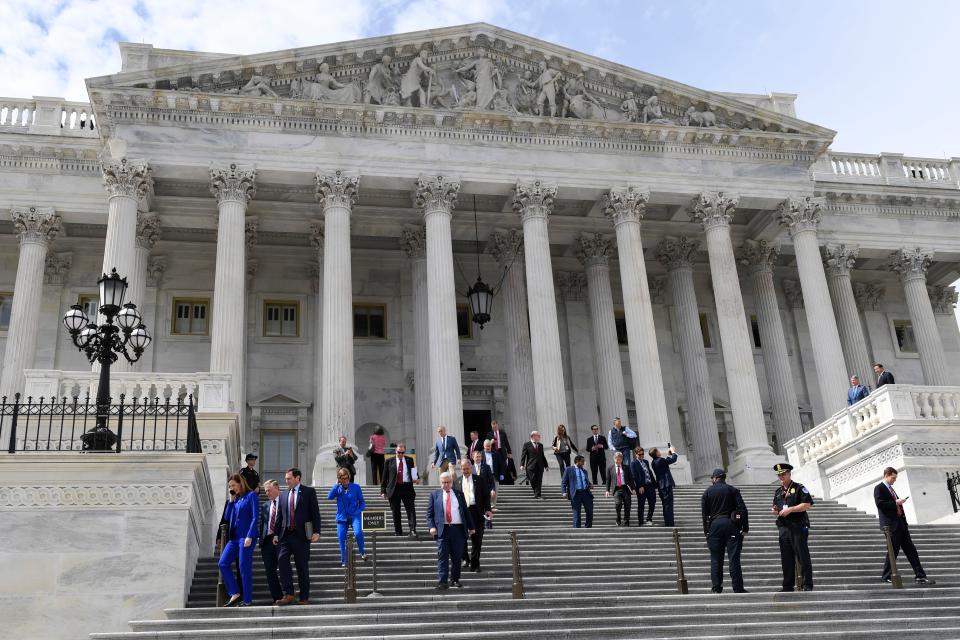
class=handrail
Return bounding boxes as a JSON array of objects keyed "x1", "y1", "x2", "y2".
[{"x1": 510, "y1": 530, "x2": 525, "y2": 599}]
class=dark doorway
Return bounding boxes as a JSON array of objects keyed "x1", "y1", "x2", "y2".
[{"x1": 463, "y1": 410, "x2": 492, "y2": 440}]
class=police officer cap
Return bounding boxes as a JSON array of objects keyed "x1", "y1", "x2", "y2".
[
  {"x1": 773, "y1": 462, "x2": 793, "y2": 474},
  {"x1": 245, "y1": 453, "x2": 258, "y2": 461},
  {"x1": 710, "y1": 468, "x2": 726, "y2": 479}
]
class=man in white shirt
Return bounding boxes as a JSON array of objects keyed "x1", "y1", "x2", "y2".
[
  {"x1": 258, "y1": 479, "x2": 283, "y2": 602},
  {"x1": 456, "y1": 460, "x2": 492, "y2": 572},
  {"x1": 426, "y1": 471, "x2": 475, "y2": 589}
]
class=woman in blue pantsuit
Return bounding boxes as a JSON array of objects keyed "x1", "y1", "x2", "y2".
[
  {"x1": 327, "y1": 467, "x2": 367, "y2": 566},
  {"x1": 218, "y1": 473, "x2": 259, "y2": 606}
]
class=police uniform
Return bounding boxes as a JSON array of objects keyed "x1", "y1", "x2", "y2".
[
  {"x1": 772, "y1": 463, "x2": 813, "y2": 591},
  {"x1": 239, "y1": 455, "x2": 260, "y2": 493},
  {"x1": 701, "y1": 469, "x2": 748, "y2": 593}
]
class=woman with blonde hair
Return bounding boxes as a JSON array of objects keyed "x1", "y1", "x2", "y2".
[
  {"x1": 328, "y1": 467, "x2": 368, "y2": 567},
  {"x1": 552, "y1": 424, "x2": 578, "y2": 474}
]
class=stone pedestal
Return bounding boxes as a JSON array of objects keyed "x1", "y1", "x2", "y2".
[{"x1": 824, "y1": 243, "x2": 875, "y2": 384}]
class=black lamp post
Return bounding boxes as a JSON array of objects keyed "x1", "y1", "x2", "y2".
[{"x1": 62, "y1": 268, "x2": 152, "y2": 451}]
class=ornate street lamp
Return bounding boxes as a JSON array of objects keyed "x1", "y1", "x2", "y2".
[{"x1": 62, "y1": 268, "x2": 152, "y2": 451}]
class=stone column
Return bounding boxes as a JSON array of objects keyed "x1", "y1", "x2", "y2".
[
  {"x1": 739, "y1": 240, "x2": 804, "y2": 448},
  {"x1": 887, "y1": 248, "x2": 950, "y2": 385},
  {"x1": 513, "y1": 180, "x2": 569, "y2": 432},
  {"x1": 141, "y1": 256, "x2": 165, "y2": 372},
  {"x1": 555, "y1": 271, "x2": 599, "y2": 437},
  {"x1": 602, "y1": 187, "x2": 669, "y2": 446},
  {"x1": 823, "y1": 243, "x2": 874, "y2": 383},
  {"x1": 415, "y1": 176, "x2": 465, "y2": 439},
  {"x1": 929, "y1": 285, "x2": 960, "y2": 385},
  {"x1": 209, "y1": 163, "x2": 256, "y2": 422},
  {"x1": 776, "y1": 196, "x2": 848, "y2": 415},
  {"x1": 488, "y1": 229, "x2": 537, "y2": 448},
  {"x1": 308, "y1": 224, "x2": 324, "y2": 463},
  {"x1": 574, "y1": 233, "x2": 628, "y2": 431},
  {"x1": 400, "y1": 225, "x2": 434, "y2": 467},
  {"x1": 114, "y1": 212, "x2": 160, "y2": 373},
  {"x1": 656, "y1": 236, "x2": 721, "y2": 480},
  {"x1": 100, "y1": 158, "x2": 152, "y2": 282},
  {"x1": 784, "y1": 279, "x2": 823, "y2": 422},
  {"x1": 36, "y1": 251, "x2": 73, "y2": 370},
  {"x1": 690, "y1": 192, "x2": 777, "y2": 482},
  {"x1": 0, "y1": 207, "x2": 62, "y2": 400}
]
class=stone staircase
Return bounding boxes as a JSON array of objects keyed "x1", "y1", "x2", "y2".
[{"x1": 91, "y1": 483, "x2": 960, "y2": 639}]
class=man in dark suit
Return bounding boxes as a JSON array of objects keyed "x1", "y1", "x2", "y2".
[
  {"x1": 259, "y1": 479, "x2": 283, "y2": 603},
  {"x1": 605, "y1": 451, "x2": 636, "y2": 526},
  {"x1": 874, "y1": 467, "x2": 935, "y2": 585},
  {"x1": 466, "y1": 430, "x2": 483, "y2": 460},
  {"x1": 472, "y1": 449, "x2": 497, "y2": 525},
  {"x1": 275, "y1": 467, "x2": 321, "y2": 605},
  {"x1": 380, "y1": 442, "x2": 419, "y2": 537},
  {"x1": 585, "y1": 424, "x2": 608, "y2": 485},
  {"x1": 485, "y1": 420, "x2": 512, "y2": 467},
  {"x1": 630, "y1": 446, "x2": 658, "y2": 526},
  {"x1": 701, "y1": 468, "x2": 749, "y2": 593},
  {"x1": 650, "y1": 446, "x2": 678, "y2": 526},
  {"x1": 333, "y1": 435, "x2": 358, "y2": 482},
  {"x1": 431, "y1": 425, "x2": 462, "y2": 473},
  {"x1": 456, "y1": 460, "x2": 492, "y2": 572},
  {"x1": 874, "y1": 363, "x2": 895, "y2": 388},
  {"x1": 426, "y1": 471, "x2": 475, "y2": 589},
  {"x1": 519, "y1": 430, "x2": 548, "y2": 499},
  {"x1": 239, "y1": 453, "x2": 260, "y2": 493},
  {"x1": 561, "y1": 454, "x2": 594, "y2": 527}
]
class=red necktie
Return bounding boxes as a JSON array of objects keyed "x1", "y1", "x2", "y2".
[
  {"x1": 445, "y1": 491, "x2": 453, "y2": 524},
  {"x1": 398, "y1": 457, "x2": 404, "y2": 483},
  {"x1": 890, "y1": 485, "x2": 903, "y2": 516},
  {"x1": 288, "y1": 489, "x2": 296, "y2": 528},
  {"x1": 617, "y1": 467, "x2": 622, "y2": 487},
  {"x1": 268, "y1": 500, "x2": 277, "y2": 535}
]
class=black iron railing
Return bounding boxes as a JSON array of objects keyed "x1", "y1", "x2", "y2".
[
  {"x1": 3, "y1": 393, "x2": 202, "y2": 454},
  {"x1": 948, "y1": 471, "x2": 960, "y2": 513}
]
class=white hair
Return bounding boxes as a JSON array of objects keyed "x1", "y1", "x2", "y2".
[
  {"x1": 530, "y1": 430, "x2": 540, "y2": 437},
  {"x1": 263, "y1": 479, "x2": 280, "y2": 489},
  {"x1": 439, "y1": 471, "x2": 453, "y2": 482}
]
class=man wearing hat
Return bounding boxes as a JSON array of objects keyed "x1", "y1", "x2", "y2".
[
  {"x1": 701, "y1": 468, "x2": 749, "y2": 593},
  {"x1": 240, "y1": 454, "x2": 261, "y2": 493},
  {"x1": 771, "y1": 463, "x2": 814, "y2": 591}
]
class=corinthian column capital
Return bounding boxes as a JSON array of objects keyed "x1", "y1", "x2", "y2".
[
  {"x1": 853, "y1": 282, "x2": 885, "y2": 311},
  {"x1": 135, "y1": 212, "x2": 161, "y2": 250},
  {"x1": 512, "y1": 180, "x2": 556, "y2": 222},
  {"x1": 414, "y1": 175, "x2": 460, "y2": 214},
  {"x1": 737, "y1": 239, "x2": 779, "y2": 274},
  {"x1": 101, "y1": 158, "x2": 153, "y2": 200},
  {"x1": 655, "y1": 236, "x2": 699, "y2": 272},
  {"x1": 555, "y1": 271, "x2": 586, "y2": 301},
  {"x1": 146, "y1": 255, "x2": 167, "y2": 288},
  {"x1": 209, "y1": 163, "x2": 257, "y2": 205},
  {"x1": 602, "y1": 186, "x2": 649, "y2": 226},
  {"x1": 487, "y1": 228, "x2": 524, "y2": 266},
  {"x1": 315, "y1": 170, "x2": 360, "y2": 210},
  {"x1": 823, "y1": 243, "x2": 859, "y2": 277},
  {"x1": 400, "y1": 225, "x2": 427, "y2": 259},
  {"x1": 887, "y1": 247, "x2": 933, "y2": 283},
  {"x1": 11, "y1": 206, "x2": 61, "y2": 246},
  {"x1": 776, "y1": 195, "x2": 823, "y2": 235},
  {"x1": 690, "y1": 191, "x2": 739, "y2": 230},
  {"x1": 574, "y1": 233, "x2": 614, "y2": 267},
  {"x1": 927, "y1": 285, "x2": 959, "y2": 315}
]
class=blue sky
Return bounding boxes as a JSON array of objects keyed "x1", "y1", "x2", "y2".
[{"x1": 5, "y1": 0, "x2": 958, "y2": 158}]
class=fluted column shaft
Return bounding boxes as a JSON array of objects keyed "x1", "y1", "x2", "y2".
[
  {"x1": 824, "y1": 244, "x2": 874, "y2": 383},
  {"x1": 576, "y1": 234, "x2": 627, "y2": 430},
  {"x1": 603, "y1": 187, "x2": 669, "y2": 445},
  {"x1": 309, "y1": 223, "x2": 324, "y2": 452},
  {"x1": 514, "y1": 181, "x2": 568, "y2": 432},
  {"x1": 740, "y1": 240, "x2": 803, "y2": 447},
  {"x1": 690, "y1": 193, "x2": 774, "y2": 477},
  {"x1": 777, "y1": 197, "x2": 848, "y2": 414},
  {"x1": 416, "y1": 176, "x2": 465, "y2": 438},
  {"x1": 657, "y1": 237, "x2": 721, "y2": 480},
  {"x1": 0, "y1": 207, "x2": 61, "y2": 398},
  {"x1": 889, "y1": 249, "x2": 950, "y2": 385},
  {"x1": 401, "y1": 226, "x2": 433, "y2": 463}
]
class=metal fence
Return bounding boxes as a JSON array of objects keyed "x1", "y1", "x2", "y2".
[
  {"x1": 2, "y1": 393, "x2": 202, "y2": 454},
  {"x1": 949, "y1": 471, "x2": 960, "y2": 513}
]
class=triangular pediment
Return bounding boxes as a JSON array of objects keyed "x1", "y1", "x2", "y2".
[{"x1": 86, "y1": 23, "x2": 834, "y2": 151}]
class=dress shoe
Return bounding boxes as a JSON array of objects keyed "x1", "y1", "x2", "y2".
[
  {"x1": 435, "y1": 582, "x2": 449, "y2": 590},
  {"x1": 361, "y1": 554, "x2": 369, "y2": 562},
  {"x1": 452, "y1": 580, "x2": 463, "y2": 588},
  {"x1": 778, "y1": 588, "x2": 794, "y2": 592},
  {"x1": 275, "y1": 595, "x2": 296, "y2": 606},
  {"x1": 224, "y1": 595, "x2": 242, "y2": 607},
  {"x1": 881, "y1": 577, "x2": 892, "y2": 583},
  {"x1": 711, "y1": 587, "x2": 722, "y2": 594},
  {"x1": 916, "y1": 577, "x2": 936, "y2": 585},
  {"x1": 296, "y1": 599, "x2": 309, "y2": 605},
  {"x1": 733, "y1": 589, "x2": 749, "y2": 593},
  {"x1": 238, "y1": 602, "x2": 249, "y2": 607}
]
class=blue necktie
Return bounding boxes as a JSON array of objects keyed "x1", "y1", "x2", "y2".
[{"x1": 578, "y1": 469, "x2": 585, "y2": 491}]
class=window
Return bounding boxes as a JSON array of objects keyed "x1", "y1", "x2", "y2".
[
  {"x1": 457, "y1": 304, "x2": 473, "y2": 339},
  {"x1": 353, "y1": 303, "x2": 386, "y2": 339},
  {"x1": 263, "y1": 300, "x2": 300, "y2": 337},
  {"x1": 893, "y1": 319, "x2": 917, "y2": 353},
  {"x1": 172, "y1": 298, "x2": 209, "y2": 335},
  {"x1": 0, "y1": 292, "x2": 11, "y2": 331},
  {"x1": 260, "y1": 430, "x2": 298, "y2": 482},
  {"x1": 750, "y1": 314, "x2": 762, "y2": 349},
  {"x1": 77, "y1": 294, "x2": 99, "y2": 320},
  {"x1": 614, "y1": 310, "x2": 628, "y2": 345},
  {"x1": 699, "y1": 312, "x2": 712, "y2": 349}
]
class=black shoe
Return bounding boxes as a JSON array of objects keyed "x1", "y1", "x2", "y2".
[
  {"x1": 733, "y1": 589, "x2": 749, "y2": 593},
  {"x1": 916, "y1": 577, "x2": 936, "y2": 585},
  {"x1": 451, "y1": 580, "x2": 463, "y2": 588},
  {"x1": 800, "y1": 586, "x2": 814, "y2": 591},
  {"x1": 711, "y1": 587, "x2": 722, "y2": 594},
  {"x1": 435, "y1": 582, "x2": 449, "y2": 590},
  {"x1": 224, "y1": 595, "x2": 242, "y2": 607},
  {"x1": 881, "y1": 577, "x2": 892, "y2": 583}
]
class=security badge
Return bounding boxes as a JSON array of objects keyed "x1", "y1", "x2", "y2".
[{"x1": 790, "y1": 488, "x2": 796, "y2": 495}]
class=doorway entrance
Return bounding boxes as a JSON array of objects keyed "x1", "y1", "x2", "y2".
[{"x1": 463, "y1": 409, "x2": 492, "y2": 440}]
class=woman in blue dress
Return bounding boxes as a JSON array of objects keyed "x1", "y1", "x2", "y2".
[
  {"x1": 328, "y1": 467, "x2": 368, "y2": 566},
  {"x1": 218, "y1": 473, "x2": 258, "y2": 606}
]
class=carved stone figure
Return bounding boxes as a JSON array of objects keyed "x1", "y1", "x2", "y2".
[
  {"x1": 400, "y1": 50, "x2": 437, "y2": 108},
  {"x1": 562, "y1": 73, "x2": 604, "y2": 118},
  {"x1": 239, "y1": 75, "x2": 278, "y2": 98},
  {"x1": 534, "y1": 61, "x2": 562, "y2": 117},
  {"x1": 382, "y1": 87, "x2": 401, "y2": 106},
  {"x1": 621, "y1": 91, "x2": 640, "y2": 122},
  {"x1": 490, "y1": 87, "x2": 518, "y2": 114},
  {"x1": 642, "y1": 95, "x2": 661, "y2": 122},
  {"x1": 293, "y1": 62, "x2": 361, "y2": 104},
  {"x1": 455, "y1": 50, "x2": 501, "y2": 111},
  {"x1": 429, "y1": 79, "x2": 458, "y2": 109},
  {"x1": 515, "y1": 70, "x2": 538, "y2": 114},
  {"x1": 683, "y1": 106, "x2": 717, "y2": 127},
  {"x1": 456, "y1": 77, "x2": 477, "y2": 109},
  {"x1": 364, "y1": 55, "x2": 397, "y2": 105}
]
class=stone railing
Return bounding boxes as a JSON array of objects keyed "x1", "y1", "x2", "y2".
[
  {"x1": 785, "y1": 384, "x2": 960, "y2": 466},
  {"x1": 0, "y1": 96, "x2": 98, "y2": 137},
  {"x1": 814, "y1": 151, "x2": 960, "y2": 189},
  {"x1": 21, "y1": 370, "x2": 232, "y2": 413}
]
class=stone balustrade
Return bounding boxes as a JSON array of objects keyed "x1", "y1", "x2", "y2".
[
  {"x1": 0, "y1": 96, "x2": 98, "y2": 136},
  {"x1": 21, "y1": 369, "x2": 232, "y2": 413},
  {"x1": 815, "y1": 150, "x2": 960, "y2": 188}
]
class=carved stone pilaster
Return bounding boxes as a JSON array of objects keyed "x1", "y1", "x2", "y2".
[
  {"x1": 308, "y1": 259, "x2": 321, "y2": 294},
  {"x1": 555, "y1": 271, "x2": 586, "y2": 302},
  {"x1": 602, "y1": 186, "x2": 649, "y2": 226},
  {"x1": 209, "y1": 163, "x2": 257, "y2": 204},
  {"x1": 246, "y1": 258, "x2": 258, "y2": 285},
  {"x1": 853, "y1": 282, "x2": 886, "y2": 311},
  {"x1": 414, "y1": 175, "x2": 460, "y2": 213},
  {"x1": 101, "y1": 158, "x2": 153, "y2": 200},
  {"x1": 315, "y1": 170, "x2": 360, "y2": 210},
  {"x1": 574, "y1": 233, "x2": 614, "y2": 267},
  {"x1": 309, "y1": 221, "x2": 324, "y2": 255},
  {"x1": 776, "y1": 195, "x2": 824, "y2": 236},
  {"x1": 655, "y1": 236, "x2": 699, "y2": 272},
  {"x1": 887, "y1": 248, "x2": 934, "y2": 283},
  {"x1": 135, "y1": 212, "x2": 161, "y2": 250},
  {"x1": 11, "y1": 206, "x2": 61, "y2": 246},
  {"x1": 487, "y1": 228, "x2": 524, "y2": 266},
  {"x1": 648, "y1": 275, "x2": 667, "y2": 304},
  {"x1": 245, "y1": 216, "x2": 259, "y2": 251},
  {"x1": 823, "y1": 243, "x2": 859, "y2": 277},
  {"x1": 400, "y1": 225, "x2": 427, "y2": 259},
  {"x1": 512, "y1": 180, "x2": 556, "y2": 222},
  {"x1": 43, "y1": 252, "x2": 73, "y2": 285},
  {"x1": 782, "y1": 279, "x2": 804, "y2": 309},
  {"x1": 738, "y1": 239, "x2": 779, "y2": 274},
  {"x1": 146, "y1": 255, "x2": 167, "y2": 288},
  {"x1": 927, "y1": 285, "x2": 959, "y2": 315},
  {"x1": 690, "y1": 191, "x2": 739, "y2": 230}
]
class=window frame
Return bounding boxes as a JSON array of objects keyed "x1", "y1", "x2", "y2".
[
  {"x1": 353, "y1": 302, "x2": 388, "y2": 340},
  {"x1": 170, "y1": 296, "x2": 211, "y2": 337},
  {"x1": 262, "y1": 299, "x2": 301, "y2": 338},
  {"x1": 889, "y1": 317, "x2": 920, "y2": 358}
]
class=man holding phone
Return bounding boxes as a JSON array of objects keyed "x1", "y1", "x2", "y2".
[{"x1": 874, "y1": 467, "x2": 935, "y2": 585}]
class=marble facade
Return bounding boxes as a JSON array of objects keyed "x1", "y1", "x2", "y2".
[{"x1": 0, "y1": 24, "x2": 959, "y2": 484}]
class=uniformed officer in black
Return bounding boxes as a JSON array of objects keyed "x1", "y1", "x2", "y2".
[
  {"x1": 771, "y1": 463, "x2": 814, "y2": 591},
  {"x1": 701, "y1": 468, "x2": 748, "y2": 593},
  {"x1": 239, "y1": 453, "x2": 261, "y2": 493}
]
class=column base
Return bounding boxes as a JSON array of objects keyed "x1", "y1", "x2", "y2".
[
  {"x1": 311, "y1": 442, "x2": 367, "y2": 488},
  {"x1": 668, "y1": 454, "x2": 693, "y2": 485},
  {"x1": 727, "y1": 448, "x2": 783, "y2": 485}
]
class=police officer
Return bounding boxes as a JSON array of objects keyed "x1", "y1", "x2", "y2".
[
  {"x1": 771, "y1": 463, "x2": 813, "y2": 591},
  {"x1": 239, "y1": 453, "x2": 261, "y2": 493},
  {"x1": 701, "y1": 468, "x2": 748, "y2": 593}
]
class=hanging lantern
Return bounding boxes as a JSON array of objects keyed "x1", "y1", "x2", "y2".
[{"x1": 467, "y1": 276, "x2": 493, "y2": 330}]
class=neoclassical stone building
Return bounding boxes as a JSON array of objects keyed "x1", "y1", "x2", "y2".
[{"x1": 0, "y1": 23, "x2": 958, "y2": 484}]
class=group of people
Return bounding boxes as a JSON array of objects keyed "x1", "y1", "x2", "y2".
[{"x1": 847, "y1": 363, "x2": 896, "y2": 406}]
